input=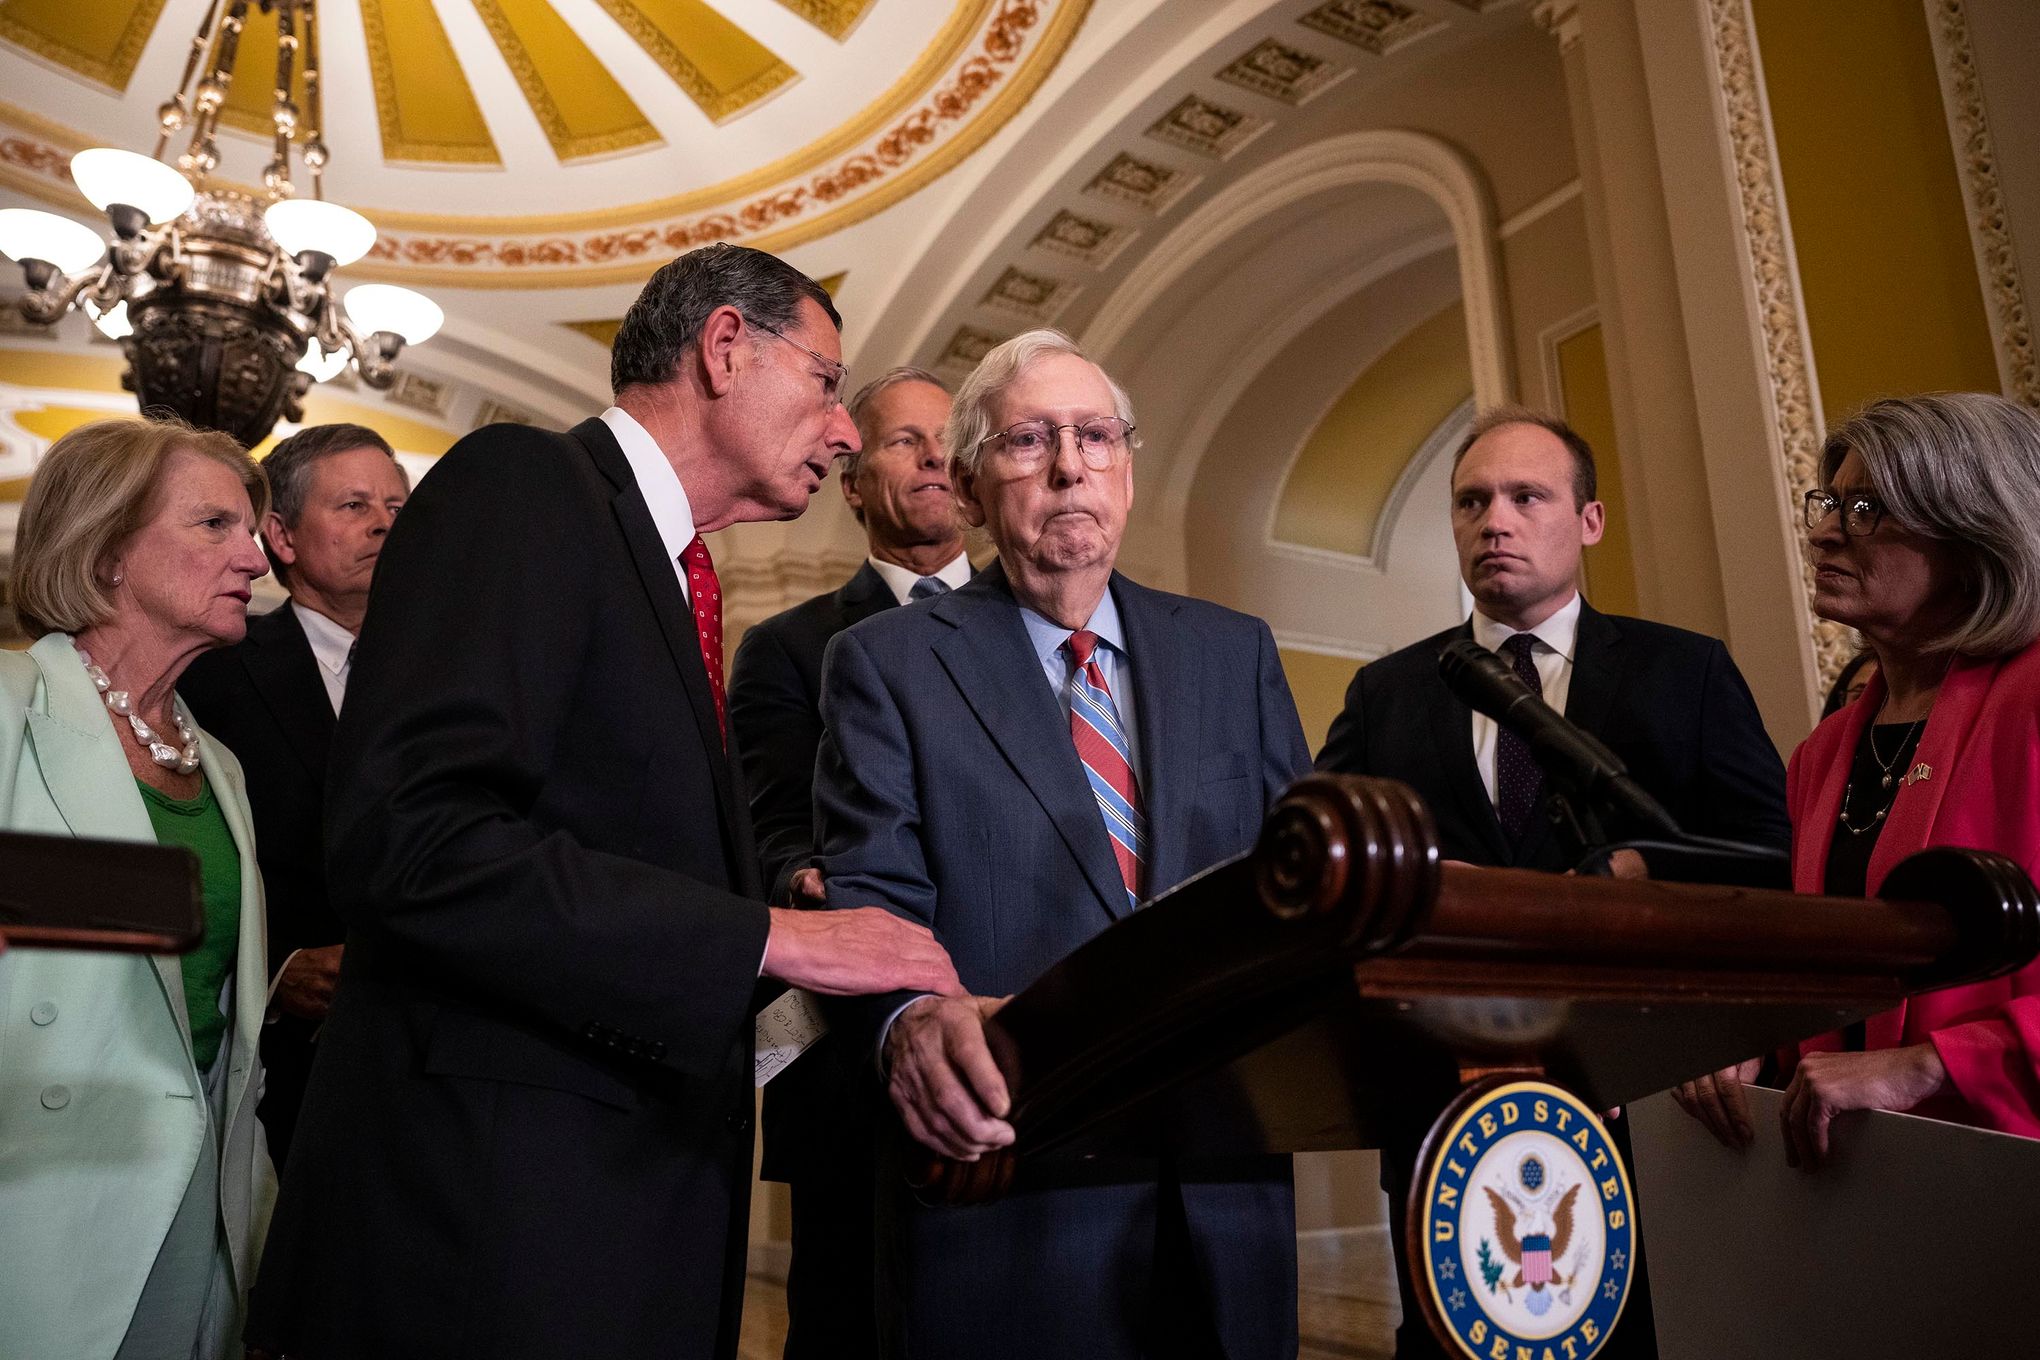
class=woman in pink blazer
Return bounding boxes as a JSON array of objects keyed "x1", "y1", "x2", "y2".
[{"x1": 1677, "y1": 392, "x2": 2040, "y2": 1164}]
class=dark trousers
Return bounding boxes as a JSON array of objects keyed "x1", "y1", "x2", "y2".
[{"x1": 785, "y1": 1176, "x2": 882, "y2": 1360}]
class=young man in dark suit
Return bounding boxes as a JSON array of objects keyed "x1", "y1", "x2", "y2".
[
  {"x1": 180, "y1": 422, "x2": 408, "y2": 1164},
  {"x1": 727, "y1": 366, "x2": 968, "y2": 1360},
  {"x1": 245, "y1": 245, "x2": 960, "y2": 1360},
  {"x1": 1315, "y1": 407, "x2": 1790, "y2": 1359},
  {"x1": 813, "y1": 330, "x2": 1312, "y2": 1360}
]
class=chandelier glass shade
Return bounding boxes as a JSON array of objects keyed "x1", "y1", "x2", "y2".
[{"x1": 0, "y1": 1, "x2": 440, "y2": 448}]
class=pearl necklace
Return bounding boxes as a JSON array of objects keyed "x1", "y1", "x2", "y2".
[{"x1": 76, "y1": 648, "x2": 200, "y2": 775}]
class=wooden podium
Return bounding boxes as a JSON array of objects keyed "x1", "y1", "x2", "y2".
[{"x1": 908, "y1": 775, "x2": 2040, "y2": 1359}]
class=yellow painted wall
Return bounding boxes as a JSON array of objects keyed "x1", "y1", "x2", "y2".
[
  {"x1": 1271, "y1": 300, "x2": 1472, "y2": 557},
  {"x1": 1552, "y1": 324, "x2": 1640, "y2": 619},
  {"x1": 0, "y1": 345, "x2": 458, "y2": 494},
  {"x1": 1278, "y1": 646, "x2": 1359, "y2": 757},
  {"x1": 1753, "y1": 0, "x2": 1999, "y2": 422}
]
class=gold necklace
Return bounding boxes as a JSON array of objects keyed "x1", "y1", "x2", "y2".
[{"x1": 1838, "y1": 719, "x2": 1923, "y2": 836}]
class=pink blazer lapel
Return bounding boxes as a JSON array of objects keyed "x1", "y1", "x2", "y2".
[
  {"x1": 1860, "y1": 655, "x2": 2002, "y2": 1049},
  {"x1": 1792, "y1": 681, "x2": 1875, "y2": 891}
]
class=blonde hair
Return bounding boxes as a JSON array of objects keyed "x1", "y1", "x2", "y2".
[{"x1": 11, "y1": 416, "x2": 267, "y2": 639}]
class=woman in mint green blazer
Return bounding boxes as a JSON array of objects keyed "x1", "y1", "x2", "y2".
[{"x1": 0, "y1": 417, "x2": 276, "y2": 1360}]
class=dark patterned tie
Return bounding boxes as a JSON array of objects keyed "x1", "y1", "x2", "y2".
[
  {"x1": 909, "y1": 576, "x2": 950, "y2": 601},
  {"x1": 1494, "y1": 633, "x2": 1544, "y2": 841}
]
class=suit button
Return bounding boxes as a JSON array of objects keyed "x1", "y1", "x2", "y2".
[
  {"x1": 29, "y1": 1002, "x2": 56, "y2": 1026},
  {"x1": 648, "y1": 1041, "x2": 668, "y2": 1062},
  {"x1": 40, "y1": 1085, "x2": 70, "y2": 1110},
  {"x1": 727, "y1": 1109, "x2": 752, "y2": 1135}
]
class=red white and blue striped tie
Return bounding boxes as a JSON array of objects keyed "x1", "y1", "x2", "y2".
[{"x1": 1064, "y1": 629, "x2": 1146, "y2": 910}]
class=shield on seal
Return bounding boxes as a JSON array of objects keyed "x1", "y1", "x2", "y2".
[{"x1": 1521, "y1": 1232, "x2": 1552, "y2": 1287}]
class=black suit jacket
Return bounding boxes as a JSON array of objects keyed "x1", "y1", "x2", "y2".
[
  {"x1": 246, "y1": 418, "x2": 771, "y2": 1360},
  {"x1": 1315, "y1": 601, "x2": 1791, "y2": 868},
  {"x1": 729, "y1": 560, "x2": 895, "y2": 907},
  {"x1": 179, "y1": 602, "x2": 338, "y2": 1161},
  {"x1": 813, "y1": 565, "x2": 1310, "y2": 1360}
]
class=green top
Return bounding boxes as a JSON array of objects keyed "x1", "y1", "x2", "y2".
[{"x1": 137, "y1": 778, "x2": 241, "y2": 1073}]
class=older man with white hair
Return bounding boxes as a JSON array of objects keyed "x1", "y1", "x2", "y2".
[{"x1": 812, "y1": 329, "x2": 1311, "y2": 1359}]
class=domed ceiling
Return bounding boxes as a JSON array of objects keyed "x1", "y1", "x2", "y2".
[{"x1": 0, "y1": 0, "x2": 1089, "y2": 287}]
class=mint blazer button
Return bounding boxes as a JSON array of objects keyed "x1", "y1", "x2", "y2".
[
  {"x1": 39, "y1": 1085, "x2": 70, "y2": 1110},
  {"x1": 29, "y1": 1002, "x2": 56, "y2": 1025}
]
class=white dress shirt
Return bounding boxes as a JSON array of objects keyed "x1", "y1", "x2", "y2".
[
  {"x1": 600, "y1": 406, "x2": 700, "y2": 601},
  {"x1": 867, "y1": 550, "x2": 973, "y2": 607},
  {"x1": 291, "y1": 601, "x2": 356, "y2": 716},
  {"x1": 1469, "y1": 592, "x2": 1583, "y2": 806}
]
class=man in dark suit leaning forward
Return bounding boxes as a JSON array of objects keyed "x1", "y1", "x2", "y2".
[
  {"x1": 813, "y1": 329, "x2": 1313, "y2": 1360},
  {"x1": 728, "y1": 366, "x2": 968, "y2": 1359},
  {"x1": 246, "y1": 244, "x2": 960, "y2": 1360},
  {"x1": 1315, "y1": 407, "x2": 1790, "y2": 1359},
  {"x1": 180, "y1": 421, "x2": 408, "y2": 1164}
]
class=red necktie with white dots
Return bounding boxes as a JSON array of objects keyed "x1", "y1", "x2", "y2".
[{"x1": 680, "y1": 535, "x2": 726, "y2": 741}]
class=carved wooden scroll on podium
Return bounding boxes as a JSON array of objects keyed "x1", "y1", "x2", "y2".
[{"x1": 909, "y1": 774, "x2": 2039, "y2": 1200}]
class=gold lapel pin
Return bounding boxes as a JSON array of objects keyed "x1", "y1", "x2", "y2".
[{"x1": 1903, "y1": 762, "x2": 1933, "y2": 786}]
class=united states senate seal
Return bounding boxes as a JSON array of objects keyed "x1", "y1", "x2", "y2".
[{"x1": 1409, "y1": 1078, "x2": 1634, "y2": 1360}]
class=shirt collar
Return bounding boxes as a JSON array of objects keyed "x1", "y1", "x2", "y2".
[
  {"x1": 600, "y1": 406, "x2": 698, "y2": 563},
  {"x1": 867, "y1": 550, "x2": 973, "y2": 607},
  {"x1": 1470, "y1": 590, "x2": 1583, "y2": 663},
  {"x1": 291, "y1": 600, "x2": 355, "y2": 677},
  {"x1": 1018, "y1": 585, "x2": 1127, "y2": 672}
]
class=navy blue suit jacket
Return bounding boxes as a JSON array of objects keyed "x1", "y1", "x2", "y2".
[{"x1": 813, "y1": 562, "x2": 1310, "y2": 1360}]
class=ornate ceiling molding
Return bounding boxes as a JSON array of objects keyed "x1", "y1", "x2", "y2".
[
  {"x1": 1925, "y1": 0, "x2": 2038, "y2": 410},
  {"x1": 0, "y1": 1, "x2": 1086, "y2": 289},
  {"x1": 1705, "y1": 0, "x2": 1847, "y2": 687}
]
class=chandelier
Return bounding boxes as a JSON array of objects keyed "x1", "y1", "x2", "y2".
[{"x1": 0, "y1": 0, "x2": 442, "y2": 447}]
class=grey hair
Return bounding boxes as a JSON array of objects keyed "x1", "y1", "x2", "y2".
[
  {"x1": 943, "y1": 328, "x2": 1139, "y2": 477},
  {"x1": 843, "y1": 366, "x2": 950, "y2": 486},
  {"x1": 610, "y1": 242, "x2": 841, "y2": 395},
  {"x1": 1820, "y1": 392, "x2": 2040, "y2": 657}
]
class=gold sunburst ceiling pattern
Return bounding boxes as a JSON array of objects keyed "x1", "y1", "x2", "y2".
[{"x1": 0, "y1": 0, "x2": 873, "y2": 165}]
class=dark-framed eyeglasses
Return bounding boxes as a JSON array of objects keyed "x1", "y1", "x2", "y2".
[
  {"x1": 1803, "y1": 488, "x2": 1887, "y2": 537},
  {"x1": 977, "y1": 417, "x2": 1135, "y2": 471},
  {"x1": 757, "y1": 324, "x2": 849, "y2": 411}
]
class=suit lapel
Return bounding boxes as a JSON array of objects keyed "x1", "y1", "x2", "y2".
[
  {"x1": 929, "y1": 566, "x2": 1127, "y2": 922},
  {"x1": 568, "y1": 421, "x2": 746, "y2": 858},
  {"x1": 834, "y1": 561, "x2": 895, "y2": 630},
  {"x1": 240, "y1": 605, "x2": 336, "y2": 782},
  {"x1": 190, "y1": 700, "x2": 266, "y2": 1133},
  {"x1": 1428, "y1": 622, "x2": 1511, "y2": 864},
  {"x1": 1117, "y1": 575, "x2": 1196, "y2": 900},
  {"x1": 24, "y1": 636, "x2": 195, "y2": 1067}
]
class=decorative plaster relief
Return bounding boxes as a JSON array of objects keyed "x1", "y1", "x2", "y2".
[
  {"x1": 981, "y1": 267, "x2": 1078, "y2": 322},
  {"x1": 1707, "y1": 0, "x2": 1849, "y2": 687},
  {"x1": 1083, "y1": 153, "x2": 1200, "y2": 213},
  {"x1": 936, "y1": 326, "x2": 1007, "y2": 379},
  {"x1": 1217, "y1": 39, "x2": 1349, "y2": 105},
  {"x1": 474, "y1": 400, "x2": 542, "y2": 429},
  {"x1": 1031, "y1": 210, "x2": 1135, "y2": 268},
  {"x1": 386, "y1": 372, "x2": 453, "y2": 418},
  {"x1": 1144, "y1": 94, "x2": 1269, "y2": 161},
  {"x1": 1298, "y1": 1, "x2": 1444, "y2": 57},
  {"x1": 1926, "y1": 0, "x2": 2038, "y2": 408}
]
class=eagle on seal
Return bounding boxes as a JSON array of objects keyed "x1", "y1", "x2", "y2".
[{"x1": 1485, "y1": 1182, "x2": 1581, "y2": 1291}]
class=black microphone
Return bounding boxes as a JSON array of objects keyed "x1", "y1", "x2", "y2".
[{"x1": 1438, "y1": 637, "x2": 1682, "y2": 839}]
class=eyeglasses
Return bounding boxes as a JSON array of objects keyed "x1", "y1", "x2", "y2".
[
  {"x1": 977, "y1": 417, "x2": 1136, "y2": 472},
  {"x1": 1803, "y1": 488, "x2": 1887, "y2": 537},
  {"x1": 757, "y1": 324, "x2": 849, "y2": 412}
]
